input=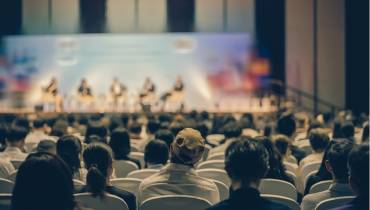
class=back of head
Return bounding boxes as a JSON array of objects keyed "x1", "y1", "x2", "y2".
[
  {"x1": 56, "y1": 135, "x2": 82, "y2": 174},
  {"x1": 13, "y1": 117, "x2": 30, "y2": 130},
  {"x1": 144, "y1": 140, "x2": 169, "y2": 166},
  {"x1": 85, "y1": 122, "x2": 108, "y2": 143},
  {"x1": 7, "y1": 126, "x2": 28, "y2": 145},
  {"x1": 12, "y1": 152, "x2": 75, "y2": 210},
  {"x1": 326, "y1": 140, "x2": 354, "y2": 181},
  {"x1": 362, "y1": 122, "x2": 369, "y2": 142},
  {"x1": 195, "y1": 123, "x2": 209, "y2": 138},
  {"x1": 277, "y1": 113, "x2": 296, "y2": 137},
  {"x1": 51, "y1": 120, "x2": 68, "y2": 137},
  {"x1": 37, "y1": 139, "x2": 57, "y2": 154},
  {"x1": 33, "y1": 119, "x2": 45, "y2": 129},
  {"x1": 223, "y1": 122, "x2": 242, "y2": 139},
  {"x1": 109, "y1": 127, "x2": 130, "y2": 159},
  {"x1": 225, "y1": 138, "x2": 269, "y2": 186},
  {"x1": 129, "y1": 122, "x2": 142, "y2": 135},
  {"x1": 83, "y1": 143, "x2": 113, "y2": 197},
  {"x1": 308, "y1": 128, "x2": 330, "y2": 152},
  {"x1": 272, "y1": 134, "x2": 290, "y2": 156},
  {"x1": 147, "y1": 120, "x2": 160, "y2": 134},
  {"x1": 155, "y1": 129, "x2": 175, "y2": 148},
  {"x1": 120, "y1": 113, "x2": 130, "y2": 128},
  {"x1": 348, "y1": 143, "x2": 369, "y2": 197},
  {"x1": 341, "y1": 122, "x2": 355, "y2": 138}
]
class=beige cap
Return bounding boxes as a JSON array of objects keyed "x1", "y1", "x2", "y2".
[{"x1": 171, "y1": 128, "x2": 205, "y2": 164}]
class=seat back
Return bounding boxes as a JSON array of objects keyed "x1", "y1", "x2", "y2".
[
  {"x1": 315, "y1": 196, "x2": 355, "y2": 210},
  {"x1": 128, "y1": 152, "x2": 145, "y2": 168},
  {"x1": 0, "y1": 179, "x2": 14, "y2": 194},
  {"x1": 0, "y1": 193, "x2": 11, "y2": 210},
  {"x1": 212, "y1": 180, "x2": 229, "y2": 201},
  {"x1": 197, "y1": 160, "x2": 225, "y2": 170},
  {"x1": 196, "y1": 169, "x2": 231, "y2": 186},
  {"x1": 284, "y1": 162, "x2": 298, "y2": 174},
  {"x1": 10, "y1": 160, "x2": 23, "y2": 170},
  {"x1": 111, "y1": 178, "x2": 142, "y2": 196},
  {"x1": 75, "y1": 193, "x2": 129, "y2": 210},
  {"x1": 300, "y1": 162, "x2": 321, "y2": 183},
  {"x1": 261, "y1": 194, "x2": 300, "y2": 210},
  {"x1": 73, "y1": 179, "x2": 85, "y2": 188},
  {"x1": 113, "y1": 160, "x2": 139, "y2": 178},
  {"x1": 259, "y1": 179, "x2": 297, "y2": 201},
  {"x1": 309, "y1": 180, "x2": 332, "y2": 194},
  {"x1": 127, "y1": 169, "x2": 159, "y2": 180},
  {"x1": 130, "y1": 145, "x2": 140, "y2": 152},
  {"x1": 206, "y1": 134, "x2": 225, "y2": 146},
  {"x1": 207, "y1": 153, "x2": 224, "y2": 161},
  {"x1": 139, "y1": 195, "x2": 212, "y2": 210},
  {"x1": 7, "y1": 171, "x2": 17, "y2": 182},
  {"x1": 285, "y1": 170, "x2": 297, "y2": 186},
  {"x1": 303, "y1": 170, "x2": 318, "y2": 190},
  {"x1": 296, "y1": 140, "x2": 313, "y2": 155}
]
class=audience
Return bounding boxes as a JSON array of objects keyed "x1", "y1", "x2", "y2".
[
  {"x1": 84, "y1": 122, "x2": 108, "y2": 144},
  {"x1": 77, "y1": 142, "x2": 136, "y2": 210},
  {"x1": 25, "y1": 119, "x2": 49, "y2": 145},
  {"x1": 273, "y1": 134, "x2": 297, "y2": 164},
  {"x1": 0, "y1": 158, "x2": 15, "y2": 179},
  {"x1": 57, "y1": 135, "x2": 86, "y2": 181},
  {"x1": 301, "y1": 140, "x2": 354, "y2": 210},
  {"x1": 209, "y1": 122, "x2": 242, "y2": 156},
  {"x1": 0, "y1": 126, "x2": 28, "y2": 161},
  {"x1": 11, "y1": 152, "x2": 81, "y2": 210},
  {"x1": 154, "y1": 129, "x2": 175, "y2": 148},
  {"x1": 206, "y1": 138, "x2": 289, "y2": 210},
  {"x1": 341, "y1": 122, "x2": 355, "y2": 142},
  {"x1": 138, "y1": 128, "x2": 219, "y2": 205},
  {"x1": 36, "y1": 139, "x2": 57, "y2": 154},
  {"x1": 109, "y1": 127, "x2": 141, "y2": 168},
  {"x1": 144, "y1": 139, "x2": 169, "y2": 169}
]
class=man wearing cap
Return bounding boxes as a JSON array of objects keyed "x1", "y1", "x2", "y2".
[{"x1": 137, "y1": 128, "x2": 220, "y2": 205}]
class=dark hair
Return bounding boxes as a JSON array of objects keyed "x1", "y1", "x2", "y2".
[
  {"x1": 78, "y1": 116, "x2": 88, "y2": 125},
  {"x1": 169, "y1": 123, "x2": 185, "y2": 136},
  {"x1": 147, "y1": 120, "x2": 160, "y2": 134},
  {"x1": 273, "y1": 135, "x2": 290, "y2": 156},
  {"x1": 307, "y1": 120, "x2": 323, "y2": 135},
  {"x1": 144, "y1": 140, "x2": 169, "y2": 166},
  {"x1": 332, "y1": 120, "x2": 343, "y2": 138},
  {"x1": 348, "y1": 143, "x2": 369, "y2": 197},
  {"x1": 362, "y1": 122, "x2": 369, "y2": 142},
  {"x1": 109, "y1": 127, "x2": 131, "y2": 159},
  {"x1": 341, "y1": 122, "x2": 355, "y2": 138},
  {"x1": 326, "y1": 140, "x2": 354, "y2": 181},
  {"x1": 223, "y1": 122, "x2": 242, "y2": 139},
  {"x1": 51, "y1": 120, "x2": 68, "y2": 137},
  {"x1": 155, "y1": 129, "x2": 175, "y2": 148},
  {"x1": 7, "y1": 126, "x2": 28, "y2": 143},
  {"x1": 85, "y1": 122, "x2": 108, "y2": 143},
  {"x1": 57, "y1": 135, "x2": 82, "y2": 174},
  {"x1": 83, "y1": 143, "x2": 113, "y2": 197},
  {"x1": 195, "y1": 123, "x2": 209, "y2": 138},
  {"x1": 129, "y1": 122, "x2": 142, "y2": 135},
  {"x1": 277, "y1": 113, "x2": 296, "y2": 137},
  {"x1": 33, "y1": 119, "x2": 45, "y2": 129},
  {"x1": 225, "y1": 137, "x2": 269, "y2": 185},
  {"x1": 12, "y1": 152, "x2": 76, "y2": 210},
  {"x1": 13, "y1": 117, "x2": 30, "y2": 130},
  {"x1": 37, "y1": 139, "x2": 57, "y2": 154},
  {"x1": 120, "y1": 113, "x2": 130, "y2": 128},
  {"x1": 308, "y1": 128, "x2": 330, "y2": 152}
]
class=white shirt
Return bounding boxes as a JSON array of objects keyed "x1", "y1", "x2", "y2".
[
  {"x1": 0, "y1": 146, "x2": 28, "y2": 161},
  {"x1": 25, "y1": 130, "x2": 49, "y2": 144},
  {"x1": 0, "y1": 159, "x2": 15, "y2": 179},
  {"x1": 138, "y1": 163, "x2": 220, "y2": 205}
]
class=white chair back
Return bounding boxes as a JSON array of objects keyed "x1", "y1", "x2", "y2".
[
  {"x1": 196, "y1": 169, "x2": 231, "y2": 187},
  {"x1": 0, "y1": 193, "x2": 11, "y2": 210},
  {"x1": 206, "y1": 134, "x2": 225, "y2": 145},
  {"x1": 7, "y1": 171, "x2": 17, "y2": 182},
  {"x1": 0, "y1": 179, "x2": 14, "y2": 194},
  {"x1": 127, "y1": 169, "x2": 158, "y2": 180},
  {"x1": 113, "y1": 160, "x2": 139, "y2": 178},
  {"x1": 284, "y1": 162, "x2": 298, "y2": 174},
  {"x1": 300, "y1": 162, "x2": 321, "y2": 183},
  {"x1": 139, "y1": 195, "x2": 212, "y2": 210},
  {"x1": 75, "y1": 193, "x2": 129, "y2": 210},
  {"x1": 73, "y1": 179, "x2": 85, "y2": 188},
  {"x1": 297, "y1": 140, "x2": 313, "y2": 155},
  {"x1": 303, "y1": 170, "x2": 318, "y2": 190},
  {"x1": 285, "y1": 170, "x2": 297, "y2": 186},
  {"x1": 10, "y1": 160, "x2": 23, "y2": 170},
  {"x1": 309, "y1": 180, "x2": 332, "y2": 194},
  {"x1": 259, "y1": 179, "x2": 297, "y2": 201},
  {"x1": 212, "y1": 180, "x2": 229, "y2": 201},
  {"x1": 261, "y1": 194, "x2": 300, "y2": 210},
  {"x1": 128, "y1": 152, "x2": 145, "y2": 168},
  {"x1": 207, "y1": 152, "x2": 224, "y2": 161},
  {"x1": 315, "y1": 196, "x2": 355, "y2": 210},
  {"x1": 197, "y1": 160, "x2": 225, "y2": 170},
  {"x1": 130, "y1": 146, "x2": 139, "y2": 152},
  {"x1": 111, "y1": 178, "x2": 142, "y2": 196}
]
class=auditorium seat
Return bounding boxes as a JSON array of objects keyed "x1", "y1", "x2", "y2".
[
  {"x1": 0, "y1": 193, "x2": 11, "y2": 210},
  {"x1": 300, "y1": 162, "x2": 321, "y2": 184},
  {"x1": 113, "y1": 160, "x2": 139, "y2": 178},
  {"x1": 302, "y1": 170, "x2": 319, "y2": 192},
  {"x1": 197, "y1": 160, "x2": 225, "y2": 170},
  {"x1": 127, "y1": 169, "x2": 159, "y2": 179},
  {"x1": 296, "y1": 140, "x2": 313, "y2": 155},
  {"x1": 284, "y1": 162, "x2": 298, "y2": 174},
  {"x1": 207, "y1": 152, "x2": 224, "y2": 161},
  {"x1": 75, "y1": 192, "x2": 129, "y2": 210},
  {"x1": 261, "y1": 194, "x2": 301, "y2": 210},
  {"x1": 130, "y1": 146, "x2": 140, "y2": 153},
  {"x1": 206, "y1": 134, "x2": 225, "y2": 146},
  {"x1": 196, "y1": 168, "x2": 231, "y2": 187},
  {"x1": 139, "y1": 195, "x2": 212, "y2": 210},
  {"x1": 10, "y1": 160, "x2": 23, "y2": 170},
  {"x1": 7, "y1": 171, "x2": 17, "y2": 182},
  {"x1": 309, "y1": 180, "x2": 332, "y2": 194},
  {"x1": 128, "y1": 152, "x2": 145, "y2": 168},
  {"x1": 212, "y1": 179, "x2": 229, "y2": 201},
  {"x1": 315, "y1": 196, "x2": 355, "y2": 210},
  {"x1": 259, "y1": 179, "x2": 297, "y2": 201},
  {"x1": 0, "y1": 179, "x2": 14, "y2": 194},
  {"x1": 285, "y1": 170, "x2": 297, "y2": 186},
  {"x1": 111, "y1": 178, "x2": 142, "y2": 196},
  {"x1": 73, "y1": 179, "x2": 85, "y2": 188}
]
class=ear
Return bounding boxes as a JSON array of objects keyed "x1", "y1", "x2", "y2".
[{"x1": 325, "y1": 160, "x2": 333, "y2": 173}]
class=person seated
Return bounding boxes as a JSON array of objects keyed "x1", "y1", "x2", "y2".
[
  {"x1": 154, "y1": 129, "x2": 175, "y2": 148},
  {"x1": 361, "y1": 121, "x2": 369, "y2": 142},
  {"x1": 144, "y1": 140, "x2": 169, "y2": 169},
  {"x1": 206, "y1": 138, "x2": 290, "y2": 210},
  {"x1": 341, "y1": 122, "x2": 356, "y2": 142},
  {"x1": 77, "y1": 79, "x2": 92, "y2": 97},
  {"x1": 135, "y1": 119, "x2": 160, "y2": 152},
  {"x1": 36, "y1": 139, "x2": 57, "y2": 154},
  {"x1": 332, "y1": 143, "x2": 369, "y2": 210},
  {"x1": 84, "y1": 122, "x2": 108, "y2": 144},
  {"x1": 299, "y1": 128, "x2": 330, "y2": 172},
  {"x1": 108, "y1": 127, "x2": 141, "y2": 169},
  {"x1": 57, "y1": 135, "x2": 87, "y2": 182},
  {"x1": 301, "y1": 140, "x2": 355, "y2": 210},
  {"x1": 138, "y1": 128, "x2": 220, "y2": 205},
  {"x1": 129, "y1": 122, "x2": 143, "y2": 147},
  {"x1": 208, "y1": 122, "x2": 242, "y2": 156},
  {"x1": 0, "y1": 126, "x2": 28, "y2": 161},
  {"x1": 77, "y1": 143, "x2": 136, "y2": 210},
  {"x1": 0, "y1": 158, "x2": 15, "y2": 179},
  {"x1": 273, "y1": 134, "x2": 297, "y2": 164},
  {"x1": 12, "y1": 152, "x2": 85, "y2": 210},
  {"x1": 25, "y1": 119, "x2": 49, "y2": 145}
]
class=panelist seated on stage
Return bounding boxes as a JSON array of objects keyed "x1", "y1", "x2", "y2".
[
  {"x1": 43, "y1": 77, "x2": 58, "y2": 97},
  {"x1": 140, "y1": 77, "x2": 156, "y2": 98},
  {"x1": 110, "y1": 77, "x2": 127, "y2": 99},
  {"x1": 77, "y1": 79, "x2": 93, "y2": 97}
]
